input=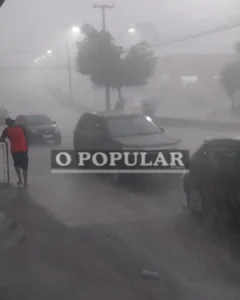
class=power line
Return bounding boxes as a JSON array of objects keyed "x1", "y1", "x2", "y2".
[
  {"x1": 157, "y1": 10, "x2": 240, "y2": 42},
  {"x1": 148, "y1": 19, "x2": 240, "y2": 49}
]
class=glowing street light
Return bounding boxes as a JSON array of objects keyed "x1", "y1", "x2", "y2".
[
  {"x1": 128, "y1": 28, "x2": 136, "y2": 34},
  {"x1": 71, "y1": 26, "x2": 81, "y2": 34},
  {"x1": 47, "y1": 49, "x2": 52, "y2": 54},
  {"x1": 65, "y1": 25, "x2": 81, "y2": 103}
]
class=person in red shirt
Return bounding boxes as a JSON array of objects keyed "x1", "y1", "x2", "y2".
[{"x1": 0, "y1": 118, "x2": 28, "y2": 187}]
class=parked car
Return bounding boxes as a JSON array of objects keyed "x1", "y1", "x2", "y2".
[
  {"x1": 15, "y1": 114, "x2": 61, "y2": 145},
  {"x1": 74, "y1": 111, "x2": 180, "y2": 150},
  {"x1": 183, "y1": 137, "x2": 240, "y2": 228},
  {"x1": 74, "y1": 111, "x2": 181, "y2": 181}
]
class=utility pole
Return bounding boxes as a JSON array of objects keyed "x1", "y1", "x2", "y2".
[
  {"x1": 93, "y1": 3, "x2": 114, "y2": 111},
  {"x1": 66, "y1": 36, "x2": 74, "y2": 102}
]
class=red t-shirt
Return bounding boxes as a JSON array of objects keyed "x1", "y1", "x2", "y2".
[{"x1": 1, "y1": 125, "x2": 28, "y2": 153}]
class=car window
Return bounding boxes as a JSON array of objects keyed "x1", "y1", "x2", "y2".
[
  {"x1": 76, "y1": 114, "x2": 88, "y2": 130},
  {"x1": 93, "y1": 117, "x2": 106, "y2": 134},
  {"x1": 207, "y1": 145, "x2": 240, "y2": 172},
  {"x1": 87, "y1": 116, "x2": 106, "y2": 134},
  {"x1": 77, "y1": 115, "x2": 97, "y2": 134},
  {"x1": 107, "y1": 115, "x2": 159, "y2": 137}
]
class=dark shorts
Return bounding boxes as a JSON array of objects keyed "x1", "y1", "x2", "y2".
[{"x1": 12, "y1": 152, "x2": 28, "y2": 170}]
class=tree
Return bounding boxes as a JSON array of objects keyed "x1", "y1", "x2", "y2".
[
  {"x1": 0, "y1": 0, "x2": 6, "y2": 7},
  {"x1": 76, "y1": 24, "x2": 157, "y2": 111},
  {"x1": 220, "y1": 61, "x2": 240, "y2": 107},
  {"x1": 220, "y1": 42, "x2": 240, "y2": 109},
  {"x1": 122, "y1": 42, "x2": 157, "y2": 87},
  {"x1": 76, "y1": 24, "x2": 122, "y2": 110}
]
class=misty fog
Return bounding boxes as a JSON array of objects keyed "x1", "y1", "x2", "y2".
[{"x1": 1, "y1": 1, "x2": 240, "y2": 300}]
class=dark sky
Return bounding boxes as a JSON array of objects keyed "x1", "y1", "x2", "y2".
[{"x1": 0, "y1": 0, "x2": 239, "y2": 65}]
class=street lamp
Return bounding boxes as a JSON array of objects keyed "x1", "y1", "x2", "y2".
[
  {"x1": 47, "y1": 49, "x2": 53, "y2": 55},
  {"x1": 128, "y1": 28, "x2": 136, "y2": 34},
  {"x1": 66, "y1": 25, "x2": 81, "y2": 102},
  {"x1": 71, "y1": 26, "x2": 81, "y2": 34}
]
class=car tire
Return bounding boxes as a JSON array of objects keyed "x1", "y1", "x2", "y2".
[{"x1": 186, "y1": 189, "x2": 205, "y2": 218}]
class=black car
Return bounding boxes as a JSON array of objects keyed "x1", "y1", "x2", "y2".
[
  {"x1": 74, "y1": 112, "x2": 181, "y2": 150},
  {"x1": 74, "y1": 111, "x2": 181, "y2": 170},
  {"x1": 183, "y1": 137, "x2": 240, "y2": 226},
  {"x1": 15, "y1": 114, "x2": 62, "y2": 145}
]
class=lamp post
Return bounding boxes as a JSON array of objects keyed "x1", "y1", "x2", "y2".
[
  {"x1": 66, "y1": 26, "x2": 81, "y2": 102},
  {"x1": 93, "y1": 4, "x2": 114, "y2": 111}
]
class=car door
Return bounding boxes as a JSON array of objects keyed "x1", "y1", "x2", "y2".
[
  {"x1": 74, "y1": 114, "x2": 94, "y2": 150},
  {"x1": 207, "y1": 144, "x2": 240, "y2": 212},
  {"x1": 186, "y1": 143, "x2": 216, "y2": 199},
  {"x1": 89, "y1": 116, "x2": 110, "y2": 150}
]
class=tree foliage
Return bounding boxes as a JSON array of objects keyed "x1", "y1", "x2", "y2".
[
  {"x1": 76, "y1": 24, "x2": 122, "y2": 88},
  {"x1": 76, "y1": 24, "x2": 157, "y2": 108},
  {"x1": 0, "y1": 0, "x2": 5, "y2": 7},
  {"x1": 122, "y1": 42, "x2": 157, "y2": 87}
]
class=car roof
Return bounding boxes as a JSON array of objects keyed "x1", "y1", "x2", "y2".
[
  {"x1": 84, "y1": 111, "x2": 142, "y2": 118},
  {"x1": 204, "y1": 136, "x2": 240, "y2": 144},
  {"x1": 16, "y1": 114, "x2": 49, "y2": 118}
]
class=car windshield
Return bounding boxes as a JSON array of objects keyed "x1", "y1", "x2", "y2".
[
  {"x1": 25, "y1": 115, "x2": 52, "y2": 125},
  {"x1": 107, "y1": 115, "x2": 160, "y2": 137}
]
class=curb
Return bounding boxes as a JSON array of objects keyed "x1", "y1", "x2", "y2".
[{"x1": 153, "y1": 116, "x2": 240, "y2": 132}]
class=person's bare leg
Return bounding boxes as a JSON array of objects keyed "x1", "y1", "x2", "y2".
[
  {"x1": 15, "y1": 167, "x2": 23, "y2": 185},
  {"x1": 23, "y1": 169, "x2": 28, "y2": 187}
]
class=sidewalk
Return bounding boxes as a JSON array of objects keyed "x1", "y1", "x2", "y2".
[
  {"x1": 156, "y1": 103, "x2": 240, "y2": 124},
  {"x1": 0, "y1": 185, "x2": 188, "y2": 300}
]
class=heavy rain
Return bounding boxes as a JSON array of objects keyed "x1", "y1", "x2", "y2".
[{"x1": 0, "y1": 0, "x2": 240, "y2": 299}]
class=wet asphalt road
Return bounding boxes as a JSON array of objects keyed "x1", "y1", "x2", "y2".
[{"x1": 1, "y1": 70, "x2": 240, "y2": 299}]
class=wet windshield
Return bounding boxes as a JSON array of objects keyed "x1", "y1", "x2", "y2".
[
  {"x1": 107, "y1": 115, "x2": 160, "y2": 137},
  {"x1": 25, "y1": 115, "x2": 52, "y2": 125}
]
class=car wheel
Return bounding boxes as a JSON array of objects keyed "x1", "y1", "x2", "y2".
[{"x1": 186, "y1": 189, "x2": 205, "y2": 217}]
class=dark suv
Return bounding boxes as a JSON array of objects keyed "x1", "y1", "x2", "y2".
[
  {"x1": 15, "y1": 114, "x2": 62, "y2": 145},
  {"x1": 74, "y1": 112, "x2": 181, "y2": 151},
  {"x1": 183, "y1": 137, "x2": 240, "y2": 226}
]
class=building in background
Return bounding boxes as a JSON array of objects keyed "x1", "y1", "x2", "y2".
[{"x1": 148, "y1": 54, "x2": 237, "y2": 103}]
